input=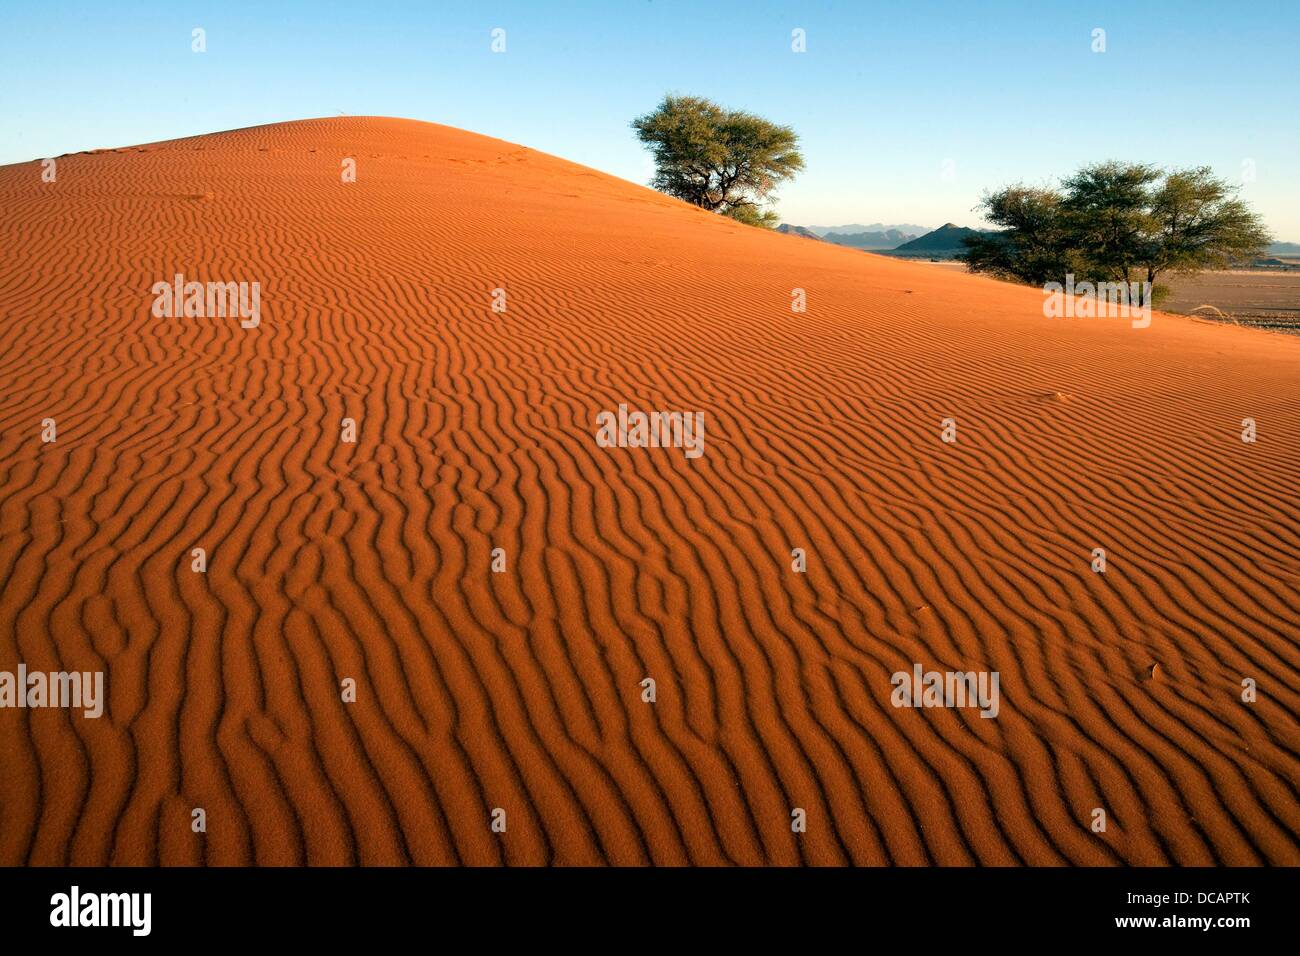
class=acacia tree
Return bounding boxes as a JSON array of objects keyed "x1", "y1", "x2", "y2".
[
  {"x1": 631, "y1": 95, "x2": 804, "y2": 228},
  {"x1": 962, "y1": 186, "x2": 1077, "y2": 285},
  {"x1": 962, "y1": 162, "x2": 1271, "y2": 305},
  {"x1": 1139, "y1": 166, "x2": 1273, "y2": 296},
  {"x1": 1059, "y1": 161, "x2": 1162, "y2": 291}
]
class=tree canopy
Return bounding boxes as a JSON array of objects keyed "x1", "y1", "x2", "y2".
[
  {"x1": 961, "y1": 162, "x2": 1271, "y2": 304},
  {"x1": 631, "y1": 95, "x2": 804, "y2": 228}
]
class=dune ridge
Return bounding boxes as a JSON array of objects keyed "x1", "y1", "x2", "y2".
[{"x1": 0, "y1": 116, "x2": 1297, "y2": 865}]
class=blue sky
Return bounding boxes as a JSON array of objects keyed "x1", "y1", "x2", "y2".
[{"x1": 2, "y1": 0, "x2": 1297, "y2": 237}]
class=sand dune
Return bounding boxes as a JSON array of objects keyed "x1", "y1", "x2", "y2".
[{"x1": 0, "y1": 117, "x2": 1297, "y2": 865}]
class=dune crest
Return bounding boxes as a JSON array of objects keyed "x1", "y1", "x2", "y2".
[{"x1": 1, "y1": 117, "x2": 1297, "y2": 865}]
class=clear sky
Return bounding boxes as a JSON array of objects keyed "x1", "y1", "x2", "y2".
[{"x1": 3, "y1": 0, "x2": 1297, "y2": 237}]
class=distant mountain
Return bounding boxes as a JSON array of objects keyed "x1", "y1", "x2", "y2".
[
  {"x1": 1268, "y1": 241, "x2": 1300, "y2": 254},
  {"x1": 890, "y1": 223, "x2": 989, "y2": 257},
  {"x1": 810, "y1": 222, "x2": 932, "y2": 238},
  {"x1": 776, "y1": 224, "x2": 822, "y2": 240},
  {"x1": 822, "y1": 228, "x2": 920, "y2": 250}
]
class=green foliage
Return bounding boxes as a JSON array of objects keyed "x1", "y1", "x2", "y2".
[
  {"x1": 1145, "y1": 167, "x2": 1273, "y2": 275},
  {"x1": 723, "y1": 204, "x2": 780, "y2": 228},
  {"x1": 961, "y1": 162, "x2": 1272, "y2": 303},
  {"x1": 961, "y1": 186, "x2": 1077, "y2": 284},
  {"x1": 632, "y1": 95, "x2": 804, "y2": 228},
  {"x1": 1059, "y1": 161, "x2": 1161, "y2": 281}
]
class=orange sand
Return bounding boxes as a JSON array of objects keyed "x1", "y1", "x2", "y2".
[{"x1": 0, "y1": 117, "x2": 1297, "y2": 865}]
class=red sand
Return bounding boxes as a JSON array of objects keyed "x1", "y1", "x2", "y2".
[{"x1": 0, "y1": 117, "x2": 1297, "y2": 865}]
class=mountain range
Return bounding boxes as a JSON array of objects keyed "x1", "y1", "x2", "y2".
[
  {"x1": 823, "y1": 228, "x2": 922, "y2": 249},
  {"x1": 783, "y1": 221, "x2": 987, "y2": 255},
  {"x1": 786, "y1": 223, "x2": 1299, "y2": 259},
  {"x1": 809, "y1": 223, "x2": 932, "y2": 237},
  {"x1": 775, "y1": 224, "x2": 821, "y2": 240},
  {"x1": 779, "y1": 223, "x2": 930, "y2": 249},
  {"x1": 890, "y1": 223, "x2": 991, "y2": 256}
]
